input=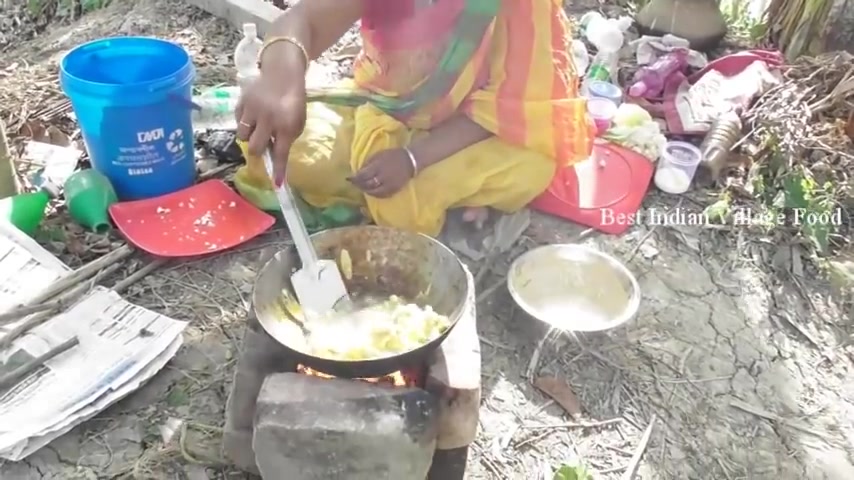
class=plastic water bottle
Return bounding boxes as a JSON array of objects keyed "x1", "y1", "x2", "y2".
[
  {"x1": 234, "y1": 23, "x2": 263, "y2": 89},
  {"x1": 191, "y1": 87, "x2": 241, "y2": 131},
  {"x1": 232, "y1": 23, "x2": 268, "y2": 188},
  {"x1": 579, "y1": 13, "x2": 632, "y2": 94},
  {"x1": 191, "y1": 23, "x2": 261, "y2": 131}
]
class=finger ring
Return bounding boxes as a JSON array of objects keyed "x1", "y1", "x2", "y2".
[{"x1": 239, "y1": 121, "x2": 253, "y2": 128}]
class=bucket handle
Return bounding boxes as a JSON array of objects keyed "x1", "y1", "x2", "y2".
[{"x1": 169, "y1": 94, "x2": 202, "y2": 112}]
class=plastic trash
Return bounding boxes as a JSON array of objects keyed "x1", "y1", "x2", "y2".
[
  {"x1": 235, "y1": 23, "x2": 262, "y2": 89},
  {"x1": 587, "y1": 80, "x2": 623, "y2": 106},
  {"x1": 587, "y1": 98, "x2": 618, "y2": 136},
  {"x1": 570, "y1": 40, "x2": 590, "y2": 75},
  {"x1": 579, "y1": 12, "x2": 632, "y2": 93},
  {"x1": 627, "y1": 49, "x2": 689, "y2": 98},
  {"x1": 64, "y1": 169, "x2": 118, "y2": 233},
  {"x1": 654, "y1": 141, "x2": 703, "y2": 194},
  {"x1": 191, "y1": 21, "x2": 261, "y2": 132},
  {"x1": 191, "y1": 86, "x2": 241, "y2": 131},
  {"x1": 0, "y1": 190, "x2": 50, "y2": 236}
]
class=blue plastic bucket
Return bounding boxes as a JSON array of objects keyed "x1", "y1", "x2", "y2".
[{"x1": 60, "y1": 37, "x2": 196, "y2": 200}]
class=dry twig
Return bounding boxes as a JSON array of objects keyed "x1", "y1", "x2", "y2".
[
  {"x1": 0, "y1": 261, "x2": 124, "y2": 350},
  {"x1": 0, "y1": 246, "x2": 133, "y2": 326},
  {"x1": 730, "y1": 399, "x2": 839, "y2": 442},
  {"x1": 620, "y1": 415, "x2": 657, "y2": 480},
  {"x1": 0, "y1": 336, "x2": 79, "y2": 390}
]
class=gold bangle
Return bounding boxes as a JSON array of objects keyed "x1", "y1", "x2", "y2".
[{"x1": 257, "y1": 36, "x2": 310, "y2": 70}]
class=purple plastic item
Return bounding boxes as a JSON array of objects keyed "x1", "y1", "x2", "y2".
[{"x1": 628, "y1": 49, "x2": 689, "y2": 99}]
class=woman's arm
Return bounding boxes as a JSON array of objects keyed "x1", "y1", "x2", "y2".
[
  {"x1": 259, "y1": 0, "x2": 363, "y2": 86},
  {"x1": 407, "y1": 115, "x2": 493, "y2": 172}
]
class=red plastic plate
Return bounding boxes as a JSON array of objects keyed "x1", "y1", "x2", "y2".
[
  {"x1": 530, "y1": 141, "x2": 654, "y2": 235},
  {"x1": 109, "y1": 179, "x2": 275, "y2": 257}
]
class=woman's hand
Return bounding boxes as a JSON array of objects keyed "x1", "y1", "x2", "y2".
[
  {"x1": 233, "y1": 0, "x2": 362, "y2": 187},
  {"x1": 349, "y1": 148, "x2": 416, "y2": 198},
  {"x1": 235, "y1": 67, "x2": 307, "y2": 187}
]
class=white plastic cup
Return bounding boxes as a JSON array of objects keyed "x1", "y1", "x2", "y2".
[
  {"x1": 587, "y1": 97, "x2": 618, "y2": 136},
  {"x1": 654, "y1": 141, "x2": 703, "y2": 194}
]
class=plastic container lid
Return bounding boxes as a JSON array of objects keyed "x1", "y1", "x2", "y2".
[
  {"x1": 662, "y1": 141, "x2": 703, "y2": 166},
  {"x1": 588, "y1": 81, "x2": 623, "y2": 103}
]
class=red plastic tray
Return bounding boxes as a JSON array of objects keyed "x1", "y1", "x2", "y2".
[
  {"x1": 109, "y1": 179, "x2": 275, "y2": 257},
  {"x1": 530, "y1": 141, "x2": 654, "y2": 235}
]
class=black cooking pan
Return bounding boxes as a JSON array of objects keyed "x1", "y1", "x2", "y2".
[{"x1": 252, "y1": 226, "x2": 471, "y2": 378}]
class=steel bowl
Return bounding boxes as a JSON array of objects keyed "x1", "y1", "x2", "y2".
[
  {"x1": 252, "y1": 225, "x2": 470, "y2": 378},
  {"x1": 507, "y1": 244, "x2": 640, "y2": 332}
]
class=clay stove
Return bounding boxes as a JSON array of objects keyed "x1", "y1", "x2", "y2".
[{"x1": 223, "y1": 271, "x2": 481, "y2": 480}]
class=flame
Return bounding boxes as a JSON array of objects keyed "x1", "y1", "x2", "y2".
[{"x1": 296, "y1": 365, "x2": 421, "y2": 388}]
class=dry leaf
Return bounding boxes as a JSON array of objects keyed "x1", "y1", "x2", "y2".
[
  {"x1": 18, "y1": 120, "x2": 47, "y2": 142},
  {"x1": 533, "y1": 376, "x2": 583, "y2": 418},
  {"x1": 846, "y1": 110, "x2": 854, "y2": 143},
  {"x1": 46, "y1": 126, "x2": 71, "y2": 147}
]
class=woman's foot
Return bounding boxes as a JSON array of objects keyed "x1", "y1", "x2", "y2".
[{"x1": 461, "y1": 207, "x2": 490, "y2": 230}]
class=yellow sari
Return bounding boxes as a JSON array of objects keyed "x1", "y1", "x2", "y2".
[{"x1": 238, "y1": 0, "x2": 593, "y2": 237}]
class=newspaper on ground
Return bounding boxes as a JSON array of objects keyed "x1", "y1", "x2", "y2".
[
  {"x1": 0, "y1": 220, "x2": 188, "y2": 461},
  {"x1": 0, "y1": 220, "x2": 70, "y2": 313}
]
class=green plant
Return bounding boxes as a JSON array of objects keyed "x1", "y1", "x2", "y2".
[
  {"x1": 766, "y1": 0, "x2": 834, "y2": 58},
  {"x1": 554, "y1": 463, "x2": 593, "y2": 480},
  {"x1": 749, "y1": 135, "x2": 842, "y2": 256},
  {"x1": 719, "y1": 0, "x2": 766, "y2": 42},
  {"x1": 778, "y1": 167, "x2": 837, "y2": 254}
]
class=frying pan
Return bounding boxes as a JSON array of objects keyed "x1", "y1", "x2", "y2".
[{"x1": 253, "y1": 226, "x2": 471, "y2": 378}]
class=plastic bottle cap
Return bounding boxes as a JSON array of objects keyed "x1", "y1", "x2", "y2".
[
  {"x1": 242, "y1": 23, "x2": 257, "y2": 39},
  {"x1": 628, "y1": 82, "x2": 647, "y2": 97}
]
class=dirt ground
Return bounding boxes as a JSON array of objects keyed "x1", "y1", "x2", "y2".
[{"x1": 1, "y1": 1, "x2": 853, "y2": 479}]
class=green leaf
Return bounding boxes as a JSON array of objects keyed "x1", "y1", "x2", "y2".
[
  {"x1": 554, "y1": 464, "x2": 592, "y2": 480},
  {"x1": 749, "y1": 23, "x2": 768, "y2": 41},
  {"x1": 783, "y1": 175, "x2": 809, "y2": 209},
  {"x1": 703, "y1": 194, "x2": 731, "y2": 224},
  {"x1": 166, "y1": 386, "x2": 190, "y2": 407}
]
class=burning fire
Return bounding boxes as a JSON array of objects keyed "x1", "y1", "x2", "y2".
[{"x1": 297, "y1": 365, "x2": 423, "y2": 388}]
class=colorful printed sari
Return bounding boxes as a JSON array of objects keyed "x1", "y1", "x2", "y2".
[
  {"x1": 355, "y1": 0, "x2": 593, "y2": 165},
  {"x1": 238, "y1": 0, "x2": 594, "y2": 236}
]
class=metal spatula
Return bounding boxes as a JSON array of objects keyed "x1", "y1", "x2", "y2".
[{"x1": 263, "y1": 150, "x2": 350, "y2": 316}]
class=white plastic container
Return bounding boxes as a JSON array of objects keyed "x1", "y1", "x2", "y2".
[
  {"x1": 654, "y1": 141, "x2": 703, "y2": 194},
  {"x1": 587, "y1": 97, "x2": 618, "y2": 136}
]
